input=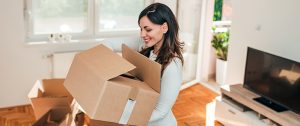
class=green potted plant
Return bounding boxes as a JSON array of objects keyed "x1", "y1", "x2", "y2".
[
  {"x1": 211, "y1": 30, "x2": 229, "y2": 61},
  {"x1": 211, "y1": 28, "x2": 229, "y2": 85}
]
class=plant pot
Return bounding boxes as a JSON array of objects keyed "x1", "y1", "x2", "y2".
[{"x1": 216, "y1": 59, "x2": 227, "y2": 85}]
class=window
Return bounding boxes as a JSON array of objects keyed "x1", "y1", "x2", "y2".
[
  {"x1": 98, "y1": 0, "x2": 144, "y2": 32},
  {"x1": 24, "y1": 0, "x2": 150, "y2": 42},
  {"x1": 212, "y1": 0, "x2": 232, "y2": 32}
]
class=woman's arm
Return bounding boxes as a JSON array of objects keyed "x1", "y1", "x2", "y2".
[{"x1": 149, "y1": 58, "x2": 183, "y2": 122}]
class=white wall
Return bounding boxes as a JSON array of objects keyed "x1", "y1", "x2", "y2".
[
  {"x1": 154, "y1": 0, "x2": 177, "y2": 15},
  {"x1": 226, "y1": 0, "x2": 300, "y2": 84},
  {"x1": 197, "y1": 0, "x2": 216, "y2": 82},
  {"x1": 0, "y1": 0, "x2": 141, "y2": 108}
]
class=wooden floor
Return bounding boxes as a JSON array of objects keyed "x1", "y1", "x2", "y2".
[
  {"x1": 0, "y1": 105, "x2": 35, "y2": 126},
  {"x1": 0, "y1": 83, "x2": 222, "y2": 126},
  {"x1": 173, "y1": 84, "x2": 222, "y2": 126}
]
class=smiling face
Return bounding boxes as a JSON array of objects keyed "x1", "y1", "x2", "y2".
[{"x1": 139, "y1": 16, "x2": 168, "y2": 48}]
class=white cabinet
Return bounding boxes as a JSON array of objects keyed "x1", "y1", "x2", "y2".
[
  {"x1": 215, "y1": 97, "x2": 268, "y2": 126},
  {"x1": 210, "y1": 84, "x2": 300, "y2": 126}
]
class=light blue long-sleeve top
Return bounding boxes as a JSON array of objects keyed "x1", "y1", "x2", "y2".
[{"x1": 148, "y1": 50, "x2": 183, "y2": 126}]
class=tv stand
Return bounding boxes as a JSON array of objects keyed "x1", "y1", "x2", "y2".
[
  {"x1": 253, "y1": 97, "x2": 288, "y2": 112},
  {"x1": 212, "y1": 84, "x2": 300, "y2": 126}
]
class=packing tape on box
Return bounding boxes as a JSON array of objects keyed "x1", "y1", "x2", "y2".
[
  {"x1": 119, "y1": 87, "x2": 139, "y2": 124},
  {"x1": 119, "y1": 99, "x2": 136, "y2": 124}
]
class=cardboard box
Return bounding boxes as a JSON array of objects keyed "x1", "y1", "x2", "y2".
[
  {"x1": 28, "y1": 79, "x2": 73, "y2": 119},
  {"x1": 32, "y1": 107, "x2": 71, "y2": 126},
  {"x1": 89, "y1": 119, "x2": 124, "y2": 126},
  {"x1": 64, "y1": 44, "x2": 161, "y2": 125},
  {"x1": 79, "y1": 112, "x2": 125, "y2": 126},
  {"x1": 71, "y1": 99, "x2": 125, "y2": 126}
]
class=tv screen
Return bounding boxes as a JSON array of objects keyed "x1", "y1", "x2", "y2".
[{"x1": 243, "y1": 47, "x2": 300, "y2": 114}]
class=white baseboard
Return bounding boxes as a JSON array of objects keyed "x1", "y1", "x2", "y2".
[
  {"x1": 180, "y1": 79, "x2": 199, "y2": 90},
  {"x1": 199, "y1": 81, "x2": 221, "y2": 94},
  {"x1": 180, "y1": 78, "x2": 221, "y2": 95}
]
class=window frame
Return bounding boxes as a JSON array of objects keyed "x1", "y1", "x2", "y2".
[{"x1": 24, "y1": 0, "x2": 153, "y2": 42}]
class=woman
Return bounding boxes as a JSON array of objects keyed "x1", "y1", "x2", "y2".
[{"x1": 138, "y1": 3, "x2": 184, "y2": 126}]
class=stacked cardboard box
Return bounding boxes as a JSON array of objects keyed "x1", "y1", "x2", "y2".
[
  {"x1": 28, "y1": 79, "x2": 73, "y2": 125},
  {"x1": 32, "y1": 107, "x2": 71, "y2": 126},
  {"x1": 28, "y1": 79, "x2": 73, "y2": 119},
  {"x1": 64, "y1": 44, "x2": 161, "y2": 125}
]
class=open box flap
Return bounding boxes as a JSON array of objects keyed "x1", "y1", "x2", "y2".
[
  {"x1": 28, "y1": 80, "x2": 43, "y2": 98},
  {"x1": 42, "y1": 79, "x2": 73, "y2": 102},
  {"x1": 75, "y1": 44, "x2": 136, "y2": 81},
  {"x1": 28, "y1": 79, "x2": 72, "y2": 101},
  {"x1": 42, "y1": 79, "x2": 66, "y2": 96},
  {"x1": 122, "y1": 44, "x2": 161, "y2": 93}
]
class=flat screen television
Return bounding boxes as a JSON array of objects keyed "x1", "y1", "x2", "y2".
[{"x1": 243, "y1": 47, "x2": 300, "y2": 114}]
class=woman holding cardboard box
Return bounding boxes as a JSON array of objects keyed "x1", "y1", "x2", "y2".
[{"x1": 138, "y1": 3, "x2": 184, "y2": 126}]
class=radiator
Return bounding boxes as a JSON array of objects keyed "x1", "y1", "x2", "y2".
[{"x1": 51, "y1": 51, "x2": 79, "y2": 78}]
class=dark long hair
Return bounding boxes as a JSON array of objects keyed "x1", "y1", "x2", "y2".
[{"x1": 138, "y1": 3, "x2": 184, "y2": 72}]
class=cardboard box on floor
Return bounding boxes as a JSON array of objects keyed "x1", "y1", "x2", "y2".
[
  {"x1": 28, "y1": 79, "x2": 73, "y2": 119},
  {"x1": 64, "y1": 44, "x2": 161, "y2": 125},
  {"x1": 32, "y1": 107, "x2": 71, "y2": 126}
]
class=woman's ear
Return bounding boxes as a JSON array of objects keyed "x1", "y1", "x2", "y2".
[{"x1": 162, "y1": 22, "x2": 168, "y2": 33}]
